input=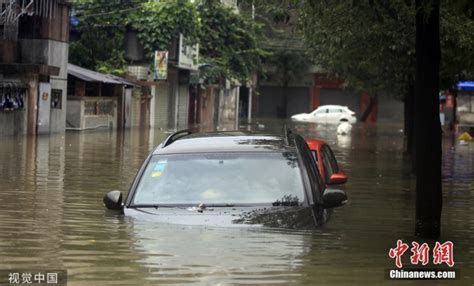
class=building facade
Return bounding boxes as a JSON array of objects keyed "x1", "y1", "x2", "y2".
[{"x1": 0, "y1": 0, "x2": 71, "y2": 136}]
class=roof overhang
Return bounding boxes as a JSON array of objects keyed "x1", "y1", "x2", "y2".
[
  {"x1": 68, "y1": 63, "x2": 138, "y2": 87},
  {"x1": 68, "y1": 63, "x2": 123, "y2": 84}
]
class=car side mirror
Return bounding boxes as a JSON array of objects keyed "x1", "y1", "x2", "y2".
[
  {"x1": 103, "y1": 190, "x2": 123, "y2": 210},
  {"x1": 323, "y1": 188, "x2": 347, "y2": 209},
  {"x1": 329, "y1": 173, "x2": 348, "y2": 185}
]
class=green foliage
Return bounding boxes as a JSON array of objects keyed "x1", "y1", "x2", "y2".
[
  {"x1": 299, "y1": 0, "x2": 415, "y2": 98},
  {"x1": 130, "y1": 0, "x2": 200, "y2": 58},
  {"x1": 198, "y1": 1, "x2": 268, "y2": 83},
  {"x1": 299, "y1": 0, "x2": 474, "y2": 97},
  {"x1": 70, "y1": 0, "x2": 265, "y2": 82},
  {"x1": 266, "y1": 49, "x2": 310, "y2": 86},
  {"x1": 69, "y1": 0, "x2": 131, "y2": 74},
  {"x1": 440, "y1": 2, "x2": 474, "y2": 87}
]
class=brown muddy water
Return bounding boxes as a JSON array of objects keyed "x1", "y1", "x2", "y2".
[{"x1": 0, "y1": 122, "x2": 472, "y2": 285}]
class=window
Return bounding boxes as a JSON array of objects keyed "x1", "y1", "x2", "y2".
[
  {"x1": 51, "y1": 89, "x2": 62, "y2": 109},
  {"x1": 321, "y1": 145, "x2": 339, "y2": 182},
  {"x1": 315, "y1": 108, "x2": 327, "y2": 115},
  {"x1": 133, "y1": 152, "x2": 305, "y2": 206},
  {"x1": 295, "y1": 136, "x2": 325, "y2": 205}
]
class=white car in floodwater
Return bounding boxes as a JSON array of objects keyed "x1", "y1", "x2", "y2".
[{"x1": 291, "y1": 105, "x2": 357, "y2": 124}]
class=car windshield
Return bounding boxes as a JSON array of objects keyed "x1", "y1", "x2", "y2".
[{"x1": 132, "y1": 152, "x2": 306, "y2": 206}]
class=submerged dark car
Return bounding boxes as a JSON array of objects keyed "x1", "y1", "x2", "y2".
[{"x1": 104, "y1": 129, "x2": 347, "y2": 229}]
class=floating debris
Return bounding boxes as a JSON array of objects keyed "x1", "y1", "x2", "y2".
[{"x1": 232, "y1": 207, "x2": 316, "y2": 229}]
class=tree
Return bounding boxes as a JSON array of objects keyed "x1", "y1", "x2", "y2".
[
  {"x1": 130, "y1": 0, "x2": 200, "y2": 58},
  {"x1": 267, "y1": 49, "x2": 311, "y2": 118},
  {"x1": 69, "y1": 0, "x2": 135, "y2": 73},
  {"x1": 197, "y1": 0, "x2": 267, "y2": 84},
  {"x1": 258, "y1": 0, "x2": 473, "y2": 238},
  {"x1": 300, "y1": 0, "x2": 416, "y2": 121},
  {"x1": 69, "y1": 0, "x2": 265, "y2": 84},
  {"x1": 290, "y1": 0, "x2": 473, "y2": 154},
  {"x1": 414, "y1": 0, "x2": 442, "y2": 239}
]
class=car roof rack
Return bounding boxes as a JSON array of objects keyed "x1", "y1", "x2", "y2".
[{"x1": 162, "y1": 129, "x2": 192, "y2": 148}]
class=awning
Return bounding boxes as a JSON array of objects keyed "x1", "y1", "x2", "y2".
[
  {"x1": 68, "y1": 63, "x2": 137, "y2": 86},
  {"x1": 457, "y1": 81, "x2": 474, "y2": 91}
]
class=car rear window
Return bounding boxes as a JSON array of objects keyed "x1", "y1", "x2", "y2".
[{"x1": 132, "y1": 152, "x2": 306, "y2": 206}]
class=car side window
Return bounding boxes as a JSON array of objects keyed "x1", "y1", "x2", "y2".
[
  {"x1": 322, "y1": 145, "x2": 339, "y2": 179},
  {"x1": 311, "y1": 150, "x2": 318, "y2": 162},
  {"x1": 315, "y1": 108, "x2": 327, "y2": 115},
  {"x1": 295, "y1": 136, "x2": 325, "y2": 205}
]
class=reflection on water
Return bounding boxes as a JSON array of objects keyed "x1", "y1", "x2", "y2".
[
  {"x1": 0, "y1": 122, "x2": 473, "y2": 285},
  {"x1": 128, "y1": 221, "x2": 313, "y2": 285}
]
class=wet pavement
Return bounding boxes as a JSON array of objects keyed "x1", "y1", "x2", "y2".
[{"x1": 0, "y1": 121, "x2": 473, "y2": 285}]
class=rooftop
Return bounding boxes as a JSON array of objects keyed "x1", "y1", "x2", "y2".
[{"x1": 68, "y1": 63, "x2": 137, "y2": 86}]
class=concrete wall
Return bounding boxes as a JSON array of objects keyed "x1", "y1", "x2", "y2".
[
  {"x1": 49, "y1": 41, "x2": 68, "y2": 133},
  {"x1": 66, "y1": 99, "x2": 82, "y2": 128},
  {"x1": 217, "y1": 87, "x2": 239, "y2": 128},
  {"x1": 0, "y1": 109, "x2": 27, "y2": 136},
  {"x1": 18, "y1": 39, "x2": 69, "y2": 134},
  {"x1": 66, "y1": 97, "x2": 117, "y2": 130}
]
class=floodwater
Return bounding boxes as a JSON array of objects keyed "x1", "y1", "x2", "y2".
[{"x1": 0, "y1": 121, "x2": 472, "y2": 285}]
